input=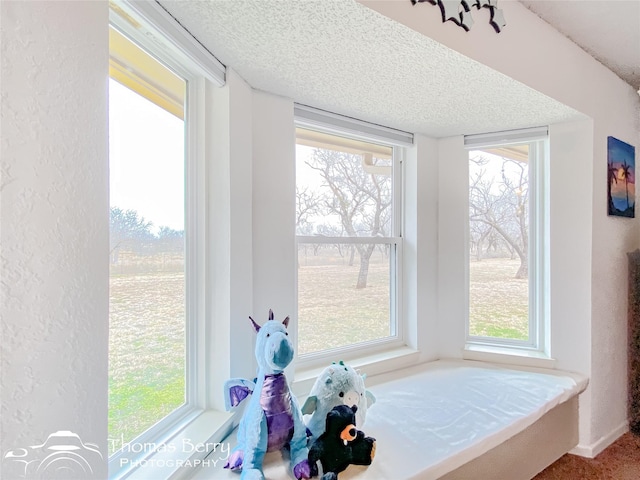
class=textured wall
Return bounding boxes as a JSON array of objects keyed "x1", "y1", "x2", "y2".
[{"x1": 1, "y1": 1, "x2": 109, "y2": 477}]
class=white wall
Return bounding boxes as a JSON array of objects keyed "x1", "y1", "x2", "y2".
[
  {"x1": 548, "y1": 120, "x2": 594, "y2": 376},
  {"x1": 405, "y1": 135, "x2": 440, "y2": 362},
  {"x1": 251, "y1": 92, "x2": 296, "y2": 327},
  {"x1": 362, "y1": 0, "x2": 640, "y2": 455},
  {"x1": 208, "y1": 69, "x2": 255, "y2": 409},
  {"x1": 549, "y1": 120, "x2": 595, "y2": 448},
  {"x1": 211, "y1": 83, "x2": 297, "y2": 386},
  {"x1": 1, "y1": 1, "x2": 109, "y2": 476},
  {"x1": 436, "y1": 136, "x2": 469, "y2": 359}
]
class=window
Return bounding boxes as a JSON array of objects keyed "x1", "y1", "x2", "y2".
[
  {"x1": 108, "y1": 1, "x2": 225, "y2": 475},
  {"x1": 109, "y1": 23, "x2": 190, "y2": 460},
  {"x1": 466, "y1": 128, "x2": 548, "y2": 351},
  {"x1": 295, "y1": 107, "x2": 410, "y2": 359},
  {"x1": 108, "y1": 26, "x2": 187, "y2": 457}
]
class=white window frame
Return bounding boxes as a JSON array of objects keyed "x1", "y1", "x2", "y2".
[
  {"x1": 464, "y1": 127, "x2": 550, "y2": 355},
  {"x1": 294, "y1": 106, "x2": 412, "y2": 367},
  {"x1": 108, "y1": 2, "x2": 227, "y2": 478}
]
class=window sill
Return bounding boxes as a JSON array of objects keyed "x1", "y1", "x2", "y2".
[
  {"x1": 112, "y1": 409, "x2": 234, "y2": 480},
  {"x1": 292, "y1": 345, "x2": 420, "y2": 397},
  {"x1": 463, "y1": 343, "x2": 556, "y2": 369}
]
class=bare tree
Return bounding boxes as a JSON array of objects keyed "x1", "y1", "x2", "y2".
[
  {"x1": 469, "y1": 155, "x2": 529, "y2": 279},
  {"x1": 296, "y1": 186, "x2": 321, "y2": 265},
  {"x1": 470, "y1": 220, "x2": 493, "y2": 261},
  {"x1": 306, "y1": 149, "x2": 391, "y2": 289},
  {"x1": 296, "y1": 186, "x2": 320, "y2": 235}
]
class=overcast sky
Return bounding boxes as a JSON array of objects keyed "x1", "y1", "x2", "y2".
[{"x1": 108, "y1": 79, "x2": 185, "y2": 234}]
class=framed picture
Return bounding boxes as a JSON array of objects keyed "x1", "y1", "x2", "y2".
[{"x1": 608, "y1": 136, "x2": 636, "y2": 218}]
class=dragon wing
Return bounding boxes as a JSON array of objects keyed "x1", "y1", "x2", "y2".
[
  {"x1": 365, "y1": 389, "x2": 376, "y2": 407},
  {"x1": 224, "y1": 378, "x2": 256, "y2": 410},
  {"x1": 301, "y1": 395, "x2": 318, "y2": 415}
]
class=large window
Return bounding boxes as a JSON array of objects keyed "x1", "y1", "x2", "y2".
[
  {"x1": 108, "y1": 26, "x2": 187, "y2": 456},
  {"x1": 107, "y1": 1, "x2": 225, "y2": 475},
  {"x1": 295, "y1": 110, "x2": 407, "y2": 358},
  {"x1": 466, "y1": 129, "x2": 548, "y2": 351}
]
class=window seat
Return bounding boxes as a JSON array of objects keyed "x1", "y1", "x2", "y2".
[{"x1": 192, "y1": 359, "x2": 588, "y2": 480}]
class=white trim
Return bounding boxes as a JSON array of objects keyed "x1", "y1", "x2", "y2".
[
  {"x1": 110, "y1": 0, "x2": 225, "y2": 86},
  {"x1": 295, "y1": 336, "x2": 407, "y2": 371},
  {"x1": 294, "y1": 104, "x2": 414, "y2": 147},
  {"x1": 462, "y1": 344, "x2": 556, "y2": 369},
  {"x1": 530, "y1": 139, "x2": 551, "y2": 355},
  {"x1": 570, "y1": 421, "x2": 628, "y2": 458},
  {"x1": 185, "y1": 75, "x2": 208, "y2": 408},
  {"x1": 466, "y1": 131, "x2": 550, "y2": 353},
  {"x1": 464, "y1": 126, "x2": 548, "y2": 149},
  {"x1": 293, "y1": 346, "x2": 419, "y2": 397},
  {"x1": 108, "y1": 405, "x2": 199, "y2": 479},
  {"x1": 296, "y1": 235, "x2": 401, "y2": 244},
  {"x1": 114, "y1": 410, "x2": 234, "y2": 480},
  {"x1": 391, "y1": 147, "x2": 404, "y2": 340}
]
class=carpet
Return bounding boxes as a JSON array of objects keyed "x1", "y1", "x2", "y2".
[{"x1": 533, "y1": 432, "x2": 640, "y2": 479}]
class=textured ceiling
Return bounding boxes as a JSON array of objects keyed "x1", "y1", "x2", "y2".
[
  {"x1": 159, "y1": 0, "x2": 582, "y2": 137},
  {"x1": 519, "y1": 0, "x2": 640, "y2": 91}
]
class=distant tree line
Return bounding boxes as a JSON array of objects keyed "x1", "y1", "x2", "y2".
[{"x1": 110, "y1": 207, "x2": 184, "y2": 263}]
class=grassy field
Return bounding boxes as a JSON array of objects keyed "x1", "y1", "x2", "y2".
[
  {"x1": 469, "y1": 257, "x2": 529, "y2": 340},
  {"x1": 108, "y1": 255, "x2": 527, "y2": 455},
  {"x1": 108, "y1": 271, "x2": 185, "y2": 455},
  {"x1": 297, "y1": 259, "x2": 390, "y2": 355}
]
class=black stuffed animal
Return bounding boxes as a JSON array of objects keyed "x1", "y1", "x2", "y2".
[{"x1": 308, "y1": 404, "x2": 376, "y2": 480}]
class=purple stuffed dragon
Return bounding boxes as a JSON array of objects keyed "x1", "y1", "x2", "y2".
[{"x1": 224, "y1": 310, "x2": 310, "y2": 480}]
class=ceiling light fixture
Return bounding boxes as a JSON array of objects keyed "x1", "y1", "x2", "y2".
[{"x1": 411, "y1": 0, "x2": 506, "y2": 33}]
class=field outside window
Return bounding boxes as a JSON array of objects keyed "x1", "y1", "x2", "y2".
[
  {"x1": 468, "y1": 141, "x2": 545, "y2": 347},
  {"x1": 295, "y1": 128, "x2": 400, "y2": 357},
  {"x1": 108, "y1": 34, "x2": 187, "y2": 456}
]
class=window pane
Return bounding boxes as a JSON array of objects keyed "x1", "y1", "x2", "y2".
[
  {"x1": 295, "y1": 129, "x2": 393, "y2": 237},
  {"x1": 295, "y1": 127, "x2": 398, "y2": 356},
  {"x1": 297, "y1": 243, "x2": 392, "y2": 355},
  {"x1": 468, "y1": 147, "x2": 529, "y2": 341},
  {"x1": 108, "y1": 76, "x2": 186, "y2": 455}
]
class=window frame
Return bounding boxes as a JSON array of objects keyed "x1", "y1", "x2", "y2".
[
  {"x1": 293, "y1": 106, "x2": 411, "y2": 366},
  {"x1": 108, "y1": 1, "x2": 225, "y2": 477},
  {"x1": 464, "y1": 128, "x2": 550, "y2": 354}
]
